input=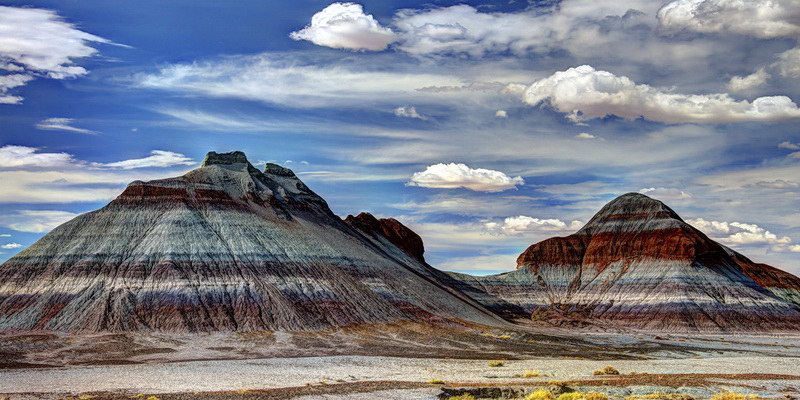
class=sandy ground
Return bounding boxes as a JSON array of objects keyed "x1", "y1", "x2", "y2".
[{"x1": 1, "y1": 355, "x2": 799, "y2": 395}]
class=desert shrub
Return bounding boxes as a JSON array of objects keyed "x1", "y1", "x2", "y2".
[
  {"x1": 593, "y1": 366, "x2": 620, "y2": 375},
  {"x1": 585, "y1": 392, "x2": 609, "y2": 400},
  {"x1": 711, "y1": 392, "x2": 761, "y2": 400},
  {"x1": 528, "y1": 390, "x2": 557, "y2": 400},
  {"x1": 558, "y1": 392, "x2": 585, "y2": 400},
  {"x1": 488, "y1": 360, "x2": 504, "y2": 367},
  {"x1": 146, "y1": 397, "x2": 160, "y2": 400},
  {"x1": 498, "y1": 335, "x2": 513, "y2": 339},
  {"x1": 78, "y1": 396, "x2": 96, "y2": 400},
  {"x1": 448, "y1": 395, "x2": 475, "y2": 400},
  {"x1": 428, "y1": 379, "x2": 445, "y2": 384},
  {"x1": 523, "y1": 370, "x2": 542, "y2": 378}
]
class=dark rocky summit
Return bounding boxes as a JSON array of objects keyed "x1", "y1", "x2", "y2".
[{"x1": 0, "y1": 151, "x2": 502, "y2": 332}]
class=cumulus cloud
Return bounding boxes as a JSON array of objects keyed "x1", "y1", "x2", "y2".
[
  {"x1": 485, "y1": 216, "x2": 583, "y2": 235},
  {"x1": 639, "y1": 187, "x2": 692, "y2": 200},
  {"x1": 495, "y1": 110, "x2": 507, "y2": 118},
  {"x1": 290, "y1": 3, "x2": 395, "y2": 51},
  {"x1": 101, "y1": 150, "x2": 196, "y2": 169},
  {"x1": 0, "y1": 145, "x2": 74, "y2": 168},
  {"x1": 393, "y1": 105, "x2": 428, "y2": 120},
  {"x1": 774, "y1": 48, "x2": 800, "y2": 78},
  {"x1": 687, "y1": 218, "x2": 795, "y2": 251},
  {"x1": 517, "y1": 65, "x2": 800, "y2": 124},
  {"x1": 35, "y1": 118, "x2": 97, "y2": 134},
  {"x1": 408, "y1": 163, "x2": 524, "y2": 192},
  {"x1": 0, "y1": 210, "x2": 77, "y2": 233},
  {"x1": 1, "y1": 242, "x2": 22, "y2": 249},
  {"x1": 0, "y1": 6, "x2": 110, "y2": 103},
  {"x1": 779, "y1": 141, "x2": 800, "y2": 150},
  {"x1": 726, "y1": 68, "x2": 770, "y2": 92},
  {"x1": 657, "y1": 0, "x2": 800, "y2": 39},
  {"x1": 575, "y1": 133, "x2": 596, "y2": 139}
]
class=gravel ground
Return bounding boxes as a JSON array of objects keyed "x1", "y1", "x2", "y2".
[{"x1": 1, "y1": 355, "x2": 799, "y2": 395}]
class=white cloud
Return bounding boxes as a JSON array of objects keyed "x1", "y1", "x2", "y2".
[
  {"x1": 774, "y1": 47, "x2": 800, "y2": 78},
  {"x1": 0, "y1": 234, "x2": 10, "y2": 237},
  {"x1": 393, "y1": 105, "x2": 428, "y2": 120},
  {"x1": 639, "y1": 187, "x2": 692, "y2": 200},
  {"x1": 437, "y1": 253, "x2": 518, "y2": 273},
  {"x1": 687, "y1": 218, "x2": 794, "y2": 250},
  {"x1": 518, "y1": 65, "x2": 800, "y2": 124},
  {"x1": 779, "y1": 141, "x2": 800, "y2": 150},
  {"x1": 290, "y1": 3, "x2": 396, "y2": 51},
  {"x1": 0, "y1": 6, "x2": 110, "y2": 103},
  {"x1": 726, "y1": 68, "x2": 770, "y2": 92},
  {"x1": 749, "y1": 180, "x2": 800, "y2": 190},
  {"x1": 495, "y1": 109, "x2": 507, "y2": 118},
  {"x1": 790, "y1": 245, "x2": 800, "y2": 253},
  {"x1": 101, "y1": 150, "x2": 196, "y2": 169},
  {"x1": 657, "y1": 0, "x2": 800, "y2": 39},
  {"x1": 408, "y1": 163, "x2": 524, "y2": 192},
  {"x1": 1, "y1": 242, "x2": 22, "y2": 249},
  {"x1": 35, "y1": 118, "x2": 96, "y2": 134},
  {"x1": 485, "y1": 215, "x2": 583, "y2": 235},
  {"x1": 0, "y1": 145, "x2": 74, "y2": 168},
  {"x1": 575, "y1": 132, "x2": 596, "y2": 139},
  {"x1": 0, "y1": 210, "x2": 77, "y2": 233}
]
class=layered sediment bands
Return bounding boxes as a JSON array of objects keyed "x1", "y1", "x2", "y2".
[
  {"x1": 0, "y1": 151, "x2": 503, "y2": 332},
  {"x1": 448, "y1": 193, "x2": 800, "y2": 332}
]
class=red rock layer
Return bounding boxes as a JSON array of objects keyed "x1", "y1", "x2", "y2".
[{"x1": 344, "y1": 212, "x2": 426, "y2": 264}]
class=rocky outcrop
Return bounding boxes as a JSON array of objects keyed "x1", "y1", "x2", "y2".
[
  {"x1": 0, "y1": 151, "x2": 503, "y2": 332},
  {"x1": 344, "y1": 213, "x2": 425, "y2": 264},
  {"x1": 448, "y1": 193, "x2": 800, "y2": 332}
]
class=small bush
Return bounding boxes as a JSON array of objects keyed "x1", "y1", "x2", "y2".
[
  {"x1": 448, "y1": 395, "x2": 476, "y2": 400},
  {"x1": 528, "y1": 390, "x2": 557, "y2": 400},
  {"x1": 488, "y1": 360, "x2": 505, "y2": 367},
  {"x1": 146, "y1": 397, "x2": 160, "y2": 400},
  {"x1": 523, "y1": 370, "x2": 542, "y2": 378},
  {"x1": 711, "y1": 392, "x2": 761, "y2": 400},
  {"x1": 558, "y1": 392, "x2": 585, "y2": 400},
  {"x1": 428, "y1": 379, "x2": 445, "y2": 384},
  {"x1": 593, "y1": 366, "x2": 620, "y2": 375},
  {"x1": 585, "y1": 392, "x2": 609, "y2": 400}
]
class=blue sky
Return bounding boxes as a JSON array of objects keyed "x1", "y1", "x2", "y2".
[{"x1": 1, "y1": 0, "x2": 800, "y2": 275}]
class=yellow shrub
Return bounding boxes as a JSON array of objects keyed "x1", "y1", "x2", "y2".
[
  {"x1": 146, "y1": 396, "x2": 160, "y2": 400},
  {"x1": 585, "y1": 392, "x2": 609, "y2": 400},
  {"x1": 627, "y1": 393, "x2": 695, "y2": 400},
  {"x1": 428, "y1": 379, "x2": 445, "y2": 384},
  {"x1": 498, "y1": 335, "x2": 513, "y2": 339},
  {"x1": 523, "y1": 370, "x2": 542, "y2": 378},
  {"x1": 593, "y1": 366, "x2": 620, "y2": 375},
  {"x1": 448, "y1": 395, "x2": 475, "y2": 400},
  {"x1": 558, "y1": 392, "x2": 584, "y2": 400},
  {"x1": 78, "y1": 396, "x2": 95, "y2": 400},
  {"x1": 488, "y1": 360, "x2": 504, "y2": 367},
  {"x1": 711, "y1": 392, "x2": 761, "y2": 400},
  {"x1": 528, "y1": 390, "x2": 557, "y2": 400}
]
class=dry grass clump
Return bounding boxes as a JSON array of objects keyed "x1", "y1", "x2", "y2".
[
  {"x1": 498, "y1": 335, "x2": 513, "y2": 339},
  {"x1": 626, "y1": 393, "x2": 694, "y2": 400},
  {"x1": 558, "y1": 393, "x2": 585, "y2": 400},
  {"x1": 593, "y1": 366, "x2": 620, "y2": 375},
  {"x1": 447, "y1": 395, "x2": 476, "y2": 400},
  {"x1": 527, "y1": 389, "x2": 557, "y2": 400},
  {"x1": 428, "y1": 379, "x2": 445, "y2": 384},
  {"x1": 555, "y1": 392, "x2": 609, "y2": 400},
  {"x1": 711, "y1": 392, "x2": 761, "y2": 400},
  {"x1": 585, "y1": 392, "x2": 609, "y2": 400},
  {"x1": 488, "y1": 360, "x2": 505, "y2": 367},
  {"x1": 524, "y1": 370, "x2": 542, "y2": 378}
]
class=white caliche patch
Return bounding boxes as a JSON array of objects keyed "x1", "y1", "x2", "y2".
[
  {"x1": 516, "y1": 65, "x2": 800, "y2": 124},
  {"x1": 485, "y1": 216, "x2": 583, "y2": 235},
  {"x1": 101, "y1": 150, "x2": 196, "y2": 169},
  {"x1": 408, "y1": 163, "x2": 523, "y2": 192},
  {"x1": 639, "y1": 187, "x2": 692, "y2": 200},
  {"x1": 687, "y1": 218, "x2": 795, "y2": 251},
  {"x1": 1, "y1": 242, "x2": 22, "y2": 249},
  {"x1": 657, "y1": 0, "x2": 800, "y2": 39},
  {"x1": 0, "y1": 6, "x2": 110, "y2": 103},
  {"x1": 0, "y1": 145, "x2": 74, "y2": 168},
  {"x1": 393, "y1": 105, "x2": 427, "y2": 120},
  {"x1": 290, "y1": 3, "x2": 395, "y2": 51},
  {"x1": 0, "y1": 210, "x2": 77, "y2": 233},
  {"x1": 35, "y1": 118, "x2": 96, "y2": 134},
  {"x1": 727, "y1": 68, "x2": 770, "y2": 92}
]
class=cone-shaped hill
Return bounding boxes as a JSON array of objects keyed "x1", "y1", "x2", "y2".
[
  {"x1": 446, "y1": 193, "x2": 800, "y2": 332},
  {"x1": 0, "y1": 151, "x2": 503, "y2": 332}
]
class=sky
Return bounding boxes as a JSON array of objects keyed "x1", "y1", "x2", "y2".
[{"x1": 1, "y1": 0, "x2": 799, "y2": 275}]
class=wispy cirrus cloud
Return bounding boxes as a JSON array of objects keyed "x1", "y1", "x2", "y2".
[
  {"x1": 35, "y1": 118, "x2": 97, "y2": 134},
  {"x1": 0, "y1": 210, "x2": 78, "y2": 233}
]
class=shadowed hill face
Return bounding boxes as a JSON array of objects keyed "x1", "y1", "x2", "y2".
[
  {"x1": 451, "y1": 192, "x2": 800, "y2": 332},
  {"x1": 0, "y1": 151, "x2": 503, "y2": 332},
  {"x1": 344, "y1": 212, "x2": 426, "y2": 264}
]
